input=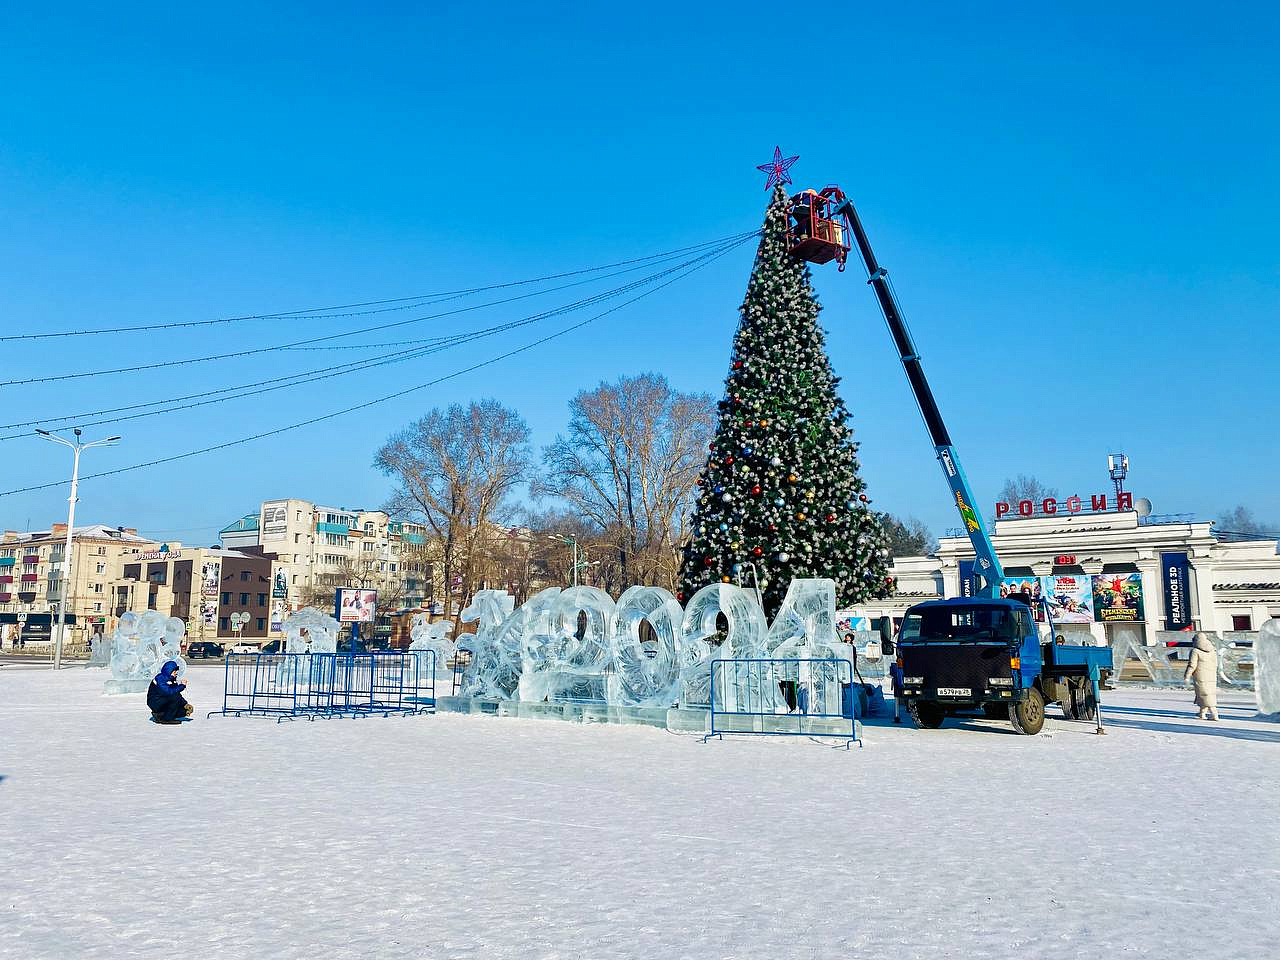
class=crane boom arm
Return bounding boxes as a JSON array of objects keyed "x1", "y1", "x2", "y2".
[{"x1": 832, "y1": 194, "x2": 1005, "y2": 594}]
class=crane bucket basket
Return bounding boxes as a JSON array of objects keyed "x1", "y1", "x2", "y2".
[{"x1": 787, "y1": 186, "x2": 852, "y2": 270}]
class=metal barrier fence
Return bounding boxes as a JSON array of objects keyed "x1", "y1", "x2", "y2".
[
  {"x1": 704, "y1": 658, "x2": 860, "y2": 747},
  {"x1": 209, "y1": 651, "x2": 436, "y2": 721}
]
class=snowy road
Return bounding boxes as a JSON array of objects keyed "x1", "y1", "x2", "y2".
[{"x1": 2, "y1": 665, "x2": 1277, "y2": 960}]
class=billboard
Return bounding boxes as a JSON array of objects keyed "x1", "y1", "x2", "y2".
[
  {"x1": 261, "y1": 501, "x2": 289, "y2": 542},
  {"x1": 1092, "y1": 573, "x2": 1145, "y2": 622},
  {"x1": 200, "y1": 559, "x2": 221, "y2": 627},
  {"x1": 336, "y1": 588, "x2": 377, "y2": 624},
  {"x1": 272, "y1": 567, "x2": 288, "y2": 599},
  {"x1": 835, "y1": 610, "x2": 871, "y2": 635},
  {"x1": 1161, "y1": 552, "x2": 1193, "y2": 629},
  {"x1": 270, "y1": 599, "x2": 287, "y2": 634},
  {"x1": 1044, "y1": 574, "x2": 1094, "y2": 624},
  {"x1": 998, "y1": 576, "x2": 1045, "y2": 620}
]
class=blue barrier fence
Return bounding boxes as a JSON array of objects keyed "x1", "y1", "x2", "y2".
[
  {"x1": 209, "y1": 650, "x2": 436, "y2": 721},
  {"x1": 704, "y1": 658, "x2": 860, "y2": 747}
]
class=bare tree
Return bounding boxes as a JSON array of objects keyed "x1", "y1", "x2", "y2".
[
  {"x1": 998, "y1": 474, "x2": 1059, "y2": 505},
  {"x1": 374, "y1": 400, "x2": 531, "y2": 619},
  {"x1": 876, "y1": 513, "x2": 938, "y2": 557},
  {"x1": 1216, "y1": 505, "x2": 1278, "y2": 539},
  {"x1": 535, "y1": 374, "x2": 715, "y2": 588}
]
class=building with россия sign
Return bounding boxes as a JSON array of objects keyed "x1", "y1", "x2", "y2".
[{"x1": 847, "y1": 507, "x2": 1280, "y2": 648}]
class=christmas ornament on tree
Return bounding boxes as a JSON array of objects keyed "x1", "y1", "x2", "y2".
[{"x1": 678, "y1": 178, "x2": 892, "y2": 617}]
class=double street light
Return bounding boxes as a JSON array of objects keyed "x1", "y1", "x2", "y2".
[
  {"x1": 36, "y1": 428, "x2": 121, "y2": 670},
  {"x1": 547, "y1": 533, "x2": 599, "y2": 587}
]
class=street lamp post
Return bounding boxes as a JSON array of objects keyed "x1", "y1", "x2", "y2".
[
  {"x1": 548, "y1": 534, "x2": 579, "y2": 587},
  {"x1": 36, "y1": 428, "x2": 120, "y2": 670}
]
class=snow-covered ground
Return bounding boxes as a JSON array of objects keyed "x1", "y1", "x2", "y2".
[{"x1": 2, "y1": 664, "x2": 1277, "y2": 960}]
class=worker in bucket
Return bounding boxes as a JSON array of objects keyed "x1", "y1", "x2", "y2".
[{"x1": 147, "y1": 660, "x2": 193, "y2": 724}]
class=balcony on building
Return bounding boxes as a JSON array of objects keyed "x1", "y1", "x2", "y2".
[
  {"x1": 20, "y1": 573, "x2": 39, "y2": 583},
  {"x1": 0, "y1": 556, "x2": 15, "y2": 567},
  {"x1": 23, "y1": 556, "x2": 40, "y2": 565},
  {"x1": 0, "y1": 592, "x2": 12, "y2": 603},
  {"x1": 0, "y1": 575, "x2": 12, "y2": 584}
]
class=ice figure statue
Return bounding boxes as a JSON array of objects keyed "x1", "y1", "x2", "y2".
[
  {"x1": 540, "y1": 587, "x2": 616, "y2": 703},
  {"x1": 456, "y1": 590, "x2": 515, "y2": 696},
  {"x1": 86, "y1": 631, "x2": 112, "y2": 668},
  {"x1": 278, "y1": 608, "x2": 339, "y2": 687},
  {"x1": 408, "y1": 614, "x2": 454, "y2": 684},
  {"x1": 765, "y1": 579, "x2": 849, "y2": 715},
  {"x1": 610, "y1": 586, "x2": 684, "y2": 707},
  {"x1": 1257, "y1": 618, "x2": 1280, "y2": 717},
  {"x1": 282, "y1": 608, "x2": 340, "y2": 653},
  {"x1": 679, "y1": 584, "x2": 768, "y2": 708},
  {"x1": 105, "y1": 610, "x2": 187, "y2": 695}
]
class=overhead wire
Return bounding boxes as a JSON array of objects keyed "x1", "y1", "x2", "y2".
[
  {"x1": 0, "y1": 230, "x2": 759, "y2": 342},
  {"x1": 0, "y1": 236, "x2": 749, "y2": 499},
  {"x1": 0, "y1": 235, "x2": 758, "y2": 386},
  {"x1": 0, "y1": 237, "x2": 751, "y2": 439}
]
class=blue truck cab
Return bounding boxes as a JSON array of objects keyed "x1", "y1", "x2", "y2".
[{"x1": 895, "y1": 596, "x2": 1113, "y2": 735}]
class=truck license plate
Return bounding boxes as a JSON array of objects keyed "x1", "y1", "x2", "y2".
[{"x1": 937, "y1": 687, "x2": 970, "y2": 697}]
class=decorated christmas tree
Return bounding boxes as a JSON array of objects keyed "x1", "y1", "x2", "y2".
[{"x1": 678, "y1": 181, "x2": 893, "y2": 616}]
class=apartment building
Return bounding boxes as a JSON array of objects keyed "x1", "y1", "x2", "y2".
[
  {"x1": 220, "y1": 499, "x2": 437, "y2": 618},
  {"x1": 0, "y1": 524, "x2": 158, "y2": 645}
]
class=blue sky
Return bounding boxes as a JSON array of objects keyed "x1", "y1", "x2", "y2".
[{"x1": 1, "y1": 1, "x2": 1277, "y2": 543}]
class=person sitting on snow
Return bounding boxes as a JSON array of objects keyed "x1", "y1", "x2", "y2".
[{"x1": 147, "y1": 660, "x2": 192, "y2": 724}]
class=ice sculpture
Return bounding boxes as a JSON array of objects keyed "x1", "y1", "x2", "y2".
[
  {"x1": 679, "y1": 584, "x2": 768, "y2": 708},
  {"x1": 765, "y1": 579, "x2": 845, "y2": 659},
  {"x1": 105, "y1": 610, "x2": 187, "y2": 695},
  {"x1": 408, "y1": 615, "x2": 454, "y2": 681},
  {"x1": 456, "y1": 591, "x2": 515, "y2": 698},
  {"x1": 513, "y1": 587, "x2": 570, "y2": 702},
  {"x1": 282, "y1": 607, "x2": 340, "y2": 654},
  {"x1": 610, "y1": 586, "x2": 684, "y2": 707},
  {"x1": 538, "y1": 586, "x2": 616, "y2": 703},
  {"x1": 762, "y1": 579, "x2": 851, "y2": 716},
  {"x1": 1257, "y1": 618, "x2": 1280, "y2": 716},
  {"x1": 86, "y1": 631, "x2": 111, "y2": 668}
]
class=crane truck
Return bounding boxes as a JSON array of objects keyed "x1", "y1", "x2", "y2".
[{"x1": 789, "y1": 185, "x2": 1111, "y2": 735}]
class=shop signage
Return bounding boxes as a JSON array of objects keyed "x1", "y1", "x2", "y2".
[
  {"x1": 137, "y1": 544, "x2": 182, "y2": 561},
  {"x1": 958, "y1": 559, "x2": 977, "y2": 598},
  {"x1": 995, "y1": 492, "x2": 1134, "y2": 520},
  {"x1": 1161, "y1": 551, "x2": 1193, "y2": 629}
]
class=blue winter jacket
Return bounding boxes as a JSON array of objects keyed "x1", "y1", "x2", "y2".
[{"x1": 152, "y1": 660, "x2": 186, "y2": 697}]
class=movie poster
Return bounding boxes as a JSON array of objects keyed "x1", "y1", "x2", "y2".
[
  {"x1": 835, "y1": 610, "x2": 871, "y2": 635},
  {"x1": 1092, "y1": 573, "x2": 1145, "y2": 621},
  {"x1": 1045, "y1": 574, "x2": 1095, "y2": 623},
  {"x1": 200, "y1": 559, "x2": 221, "y2": 627},
  {"x1": 998, "y1": 576, "x2": 1046, "y2": 621}
]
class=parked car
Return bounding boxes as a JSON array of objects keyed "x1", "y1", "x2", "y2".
[
  {"x1": 228, "y1": 641, "x2": 260, "y2": 655},
  {"x1": 337, "y1": 637, "x2": 368, "y2": 654},
  {"x1": 186, "y1": 641, "x2": 225, "y2": 659},
  {"x1": 260, "y1": 639, "x2": 285, "y2": 654}
]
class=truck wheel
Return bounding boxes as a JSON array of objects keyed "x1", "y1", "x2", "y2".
[
  {"x1": 1076, "y1": 683, "x2": 1097, "y2": 721},
  {"x1": 909, "y1": 700, "x2": 945, "y2": 729},
  {"x1": 1061, "y1": 684, "x2": 1079, "y2": 720},
  {"x1": 1009, "y1": 688, "x2": 1046, "y2": 735}
]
